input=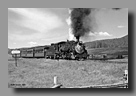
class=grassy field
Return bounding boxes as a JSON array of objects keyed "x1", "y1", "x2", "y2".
[{"x1": 8, "y1": 54, "x2": 128, "y2": 88}]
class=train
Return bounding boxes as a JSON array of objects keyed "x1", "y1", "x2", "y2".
[{"x1": 13, "y1": 40, "x2": 89, "y2": 60}]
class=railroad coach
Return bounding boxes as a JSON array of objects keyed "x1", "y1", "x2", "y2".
[
  {"x1": 20, "y1": 49, "x2": 27, "y2": 58},
  {"x1": 34, "y1": 46, "x2": 47, "y2": 58},
  {"x1": 26, "y1": 48, "x2": 34, "y2": 58}
]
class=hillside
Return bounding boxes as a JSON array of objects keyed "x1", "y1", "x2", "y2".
[
  {"x1": 85, "y1": 35, "x2": 128, "y2": 55},
  {"x1": 85, "y1": 35, "x2": 128, "y2": 49}
]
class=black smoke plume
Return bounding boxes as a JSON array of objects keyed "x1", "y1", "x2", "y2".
[{"x1": 70, "y1": 8, "x2": 91, "y2": 41}]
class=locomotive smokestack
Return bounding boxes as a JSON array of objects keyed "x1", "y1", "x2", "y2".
[{"x1": 76, "y1": 36, "x2": 79, "y2": 42}]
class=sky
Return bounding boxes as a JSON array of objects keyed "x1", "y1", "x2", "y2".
[{"x1": 8, "y1": 8, "x2": 128, "y2": 49}]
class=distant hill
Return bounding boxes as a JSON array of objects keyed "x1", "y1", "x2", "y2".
[
  {"x1": 85, "y1": 35, "x2": 128, "y2": 49},
  {"x1": 84, "y1": 35, "x2": 128, "y2": 55}
]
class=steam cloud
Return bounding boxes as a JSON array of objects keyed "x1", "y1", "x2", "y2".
[
  {"x1": 67, "y1": 8, "x2": 92, "y2": 41},
  {"x1": 70, "y1": 8, "x2": 91, "y2": 41}
]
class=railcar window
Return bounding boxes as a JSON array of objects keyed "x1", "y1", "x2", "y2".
[
  {"x1": 22, "y1": 51, "x2": 26, "y2": 54},
  {"x1": 35, "y1": 48, "x2": 44, "y2": 53},
  {"x1": 27, "y1": 50, "x2": 33, "y2": 53}
]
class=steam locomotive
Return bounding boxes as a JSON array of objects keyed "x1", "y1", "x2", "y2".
[
  {"x1": 50, "y1": 40, "x2": 88, "y2": 60},
  {"x1": 18, "y1": 40, "x2": 88, "y2": 60}
]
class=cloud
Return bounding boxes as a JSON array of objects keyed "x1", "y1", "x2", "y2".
[
  {"x1": 117, "y1": 25, "x2": 125, "y2": 28},
  {"x1": 98, "y1": 32, "x2": 112, "y2": 36},
  {"x1": 28, "y1": 41, "x2": 37, "y2": 46},
  {"x1": 8, "y1": 8, "x2": 63, "y2": 41},
  {"x1": 89, "y1": 32, "x2": 96, "y2": 36},
  {"x1": 89, "y1": 32, "x2": 112, "y2": 36}
]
